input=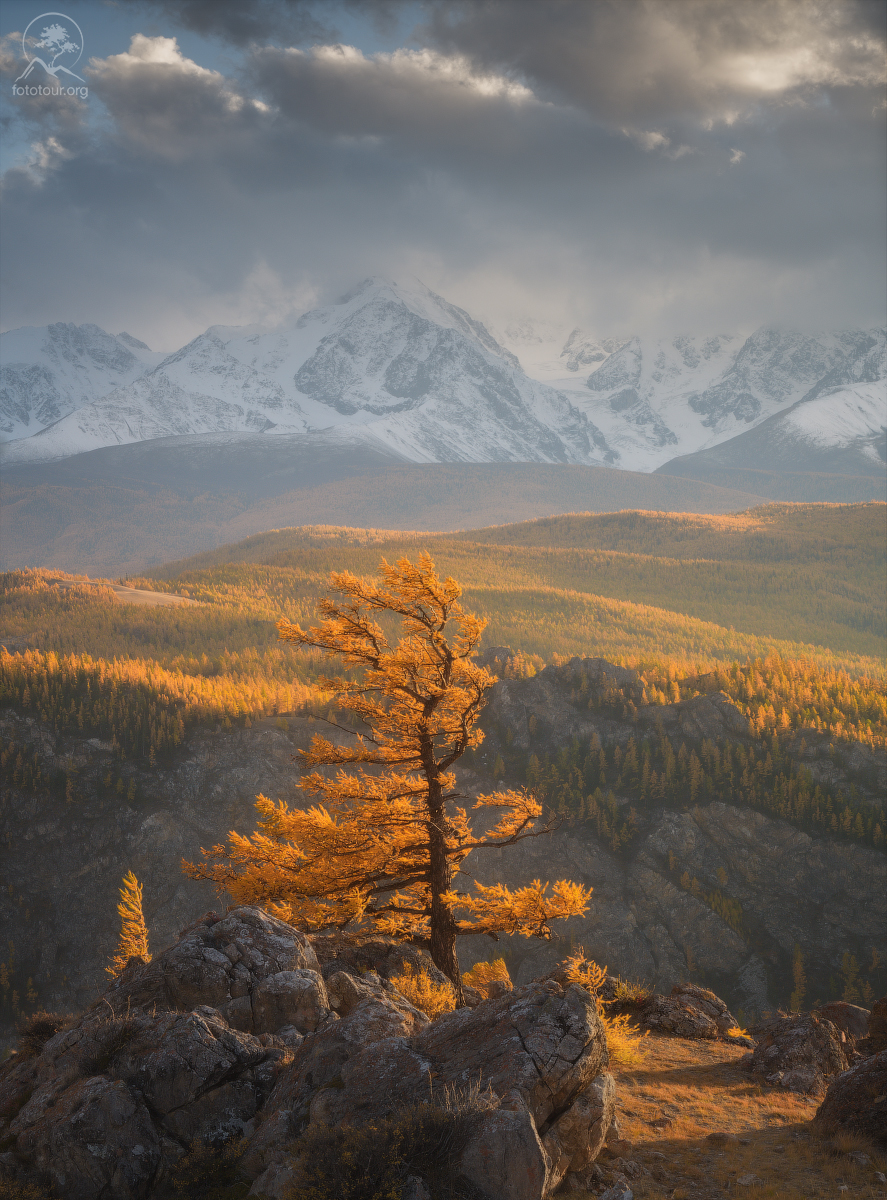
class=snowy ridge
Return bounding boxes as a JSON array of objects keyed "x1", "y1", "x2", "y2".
[
  {"x1": 0, "y1": 323, "x2": 164, "y2": 440},
  {"x1": 2, "y1": 279, "x2": 884, "y2": 476}
]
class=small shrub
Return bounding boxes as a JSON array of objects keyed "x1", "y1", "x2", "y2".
[
  {"x1": 15, "y1": 1011, "x2": 72, "y2": 1059},
  {"x1": 609, "y1": 976, "x2": 652, "y2": 1005},
  {"x1": 562, "y1": 950, "x2": 607, "y2": 995},
  {"x1": 460, "y1": 959, "x2": 511, "y2": 997},
  {"x1": 724, "y1": 1025, "x2": 751, "y2": 1040},
  {"x1": 168, "y1": 1137, "x2": 249, "y2": 1199},
  {"x1": 557, "y1": 951, "x2": 649, "y2": 1066},
  {"x1": 389, "y1": 964, "x2": 456, "y2": 1020},
  {"x1": 285, "y1": 1102, "x2": 488, "y2": 1200}
]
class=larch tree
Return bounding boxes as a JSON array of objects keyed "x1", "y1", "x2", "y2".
[
  {"x1": 185, "y1": 553, "x2": 591, "y2": 1002},
  {"x1": 107, "y1": 870, "x2": 151, "y2": 976}
]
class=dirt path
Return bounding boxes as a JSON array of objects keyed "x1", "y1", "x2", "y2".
[
  {"x1": 107, "y1": 584, "x2": 197, "y2": 607},
  {"x1": 49, "y1": 579, "x2": 197, "y2": 607},
  {"x1": 583, "y1": 1034, "x2": 885, "y2": 1199}
]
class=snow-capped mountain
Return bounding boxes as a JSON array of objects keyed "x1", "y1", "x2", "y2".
[
  {"x1": 1, "y1": 280, "x2": 611, "y2": 468},
  {"x1": 0, "y1": 323, "x2": 164, "y2": 440},
  {"x1": 498, "y1": 322, "x2": 885, "y2": 473},
  {"x1": 659, "y1": 379, "x2": 886, "y2": 480},
  {"x1": 1, "y1": 280, "x2": 884, "y2": 479}
]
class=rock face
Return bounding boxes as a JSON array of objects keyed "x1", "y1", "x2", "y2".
[
  {"x1": 814, "y1": 1050, "x2": 887, "y2": 1145},
  {"x1": 742, "y1": 1013, "x2": 850, "y2": 1095},
  {"x1": 0, "y1": 907, "x2": 614, "y2": 1200}
]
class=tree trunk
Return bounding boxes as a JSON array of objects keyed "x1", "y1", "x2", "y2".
[{"x1": 423, "y1": 736, "x2": 465, "y2": 1006}]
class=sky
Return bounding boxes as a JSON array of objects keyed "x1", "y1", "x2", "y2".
[{"x1": 0, "y1": 0, "x2": 885, "y2": 350}]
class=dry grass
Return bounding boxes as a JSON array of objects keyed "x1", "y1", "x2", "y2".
[{"x1": 575, "y1": 1034, "x2": 886, "y2": 1199}]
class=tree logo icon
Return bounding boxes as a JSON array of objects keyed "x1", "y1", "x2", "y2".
[{"x1": 15, "y1": 11, "x2": 85, "y2": 83}]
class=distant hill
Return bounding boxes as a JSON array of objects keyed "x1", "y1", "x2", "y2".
[
  {"x1": 1, "y1": 439, "x2": 774, "y2": 574},
  {"x1": 144, "y1": 502, "x2": 886, "y2": 664}
]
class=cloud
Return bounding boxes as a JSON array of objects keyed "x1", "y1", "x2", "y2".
[
  {"x1": 86, "y1": 35, "x2": 269, "y2": 159},
  {"x1": 0, "y1": 2, "x2": 883, "y2": 347},
  {"x1": 419, "y1": 0, "x2": 886, "y2": 126}
]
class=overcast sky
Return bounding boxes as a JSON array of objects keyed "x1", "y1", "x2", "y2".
[{"x1": 1, "y1": 0, "x2": 885, "y2": 349}]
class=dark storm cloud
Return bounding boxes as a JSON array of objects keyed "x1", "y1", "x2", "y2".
[
  {"x1": 0, "y1": 0, "x2": 884, "y2": 345},
  {"x1": 418, "y1": 0, "x2": 886, "y2": 123}
]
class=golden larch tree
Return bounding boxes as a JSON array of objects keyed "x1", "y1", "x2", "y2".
[
  {"x1": 107, "y1": 870, "x2": 151, "y2": 976},
  {"x1": 185, "y1": 553, "x2": 591, "y2": 1001}
]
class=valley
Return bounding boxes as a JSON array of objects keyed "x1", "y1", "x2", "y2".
[{"x1": 1, "y1": 502, "x2": 884, "y2": 1045}]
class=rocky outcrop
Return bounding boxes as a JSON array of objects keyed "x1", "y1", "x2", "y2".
[
  {"x1": 0, "y1": 907, "x2": 614, "y2": 1200},
  {"x1": 814, "y1": 1050, "x2": 887, "y2": 1145},
  {"x1": 741, "y1": 1012, "x2": 850, "y2": 1095},
  {"x1": 249, "y1": 973, "x2": 614, "y2": 1198}
]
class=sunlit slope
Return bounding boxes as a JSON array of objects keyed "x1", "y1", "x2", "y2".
[{"x1": 143, "y1": 503, "x2": 887, "y2": 661}]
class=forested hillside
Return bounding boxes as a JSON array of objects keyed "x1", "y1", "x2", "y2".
[{"x1": 1, "y1": 502, "x2": 884, "y2": 1029}]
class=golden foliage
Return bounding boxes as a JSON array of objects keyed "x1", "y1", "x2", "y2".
[
  {"x1": 600, "y1": 1010, "x2": 649, "y2": 1068},
  {"x1": 562, "y1": 949, "x2": 608, "y2": 995},
  {"x1": 461, "y1": 958, "x2": 511, "y2": 996},
  {"x1": 389, "y1": 963, "x2": 456, "y2": 1019},
  {"x1": 559, "y1": 950, "x2": 649, "y2": 1067},
  {"x1": 186, "y1": 554, "x2": 591, "y2": 990},
  {"x1": 107, "y1": 871, "x2": 150, "y2": 977}
]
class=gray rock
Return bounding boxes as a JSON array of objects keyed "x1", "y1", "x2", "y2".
[
  {"x1": 814, "y1": 1050, "x2": 887, "y2": 1145},
  {"x1": 459, "y1": 1107, "x2": 552, "y2": 1200},
  {"x1": 251, "y1": 969, "x2": 330, "y2": 1034},
  {"x1": 543, "y1": 1071, "x2": 616, "y2": 1185},
  {"x1": 12, "y1": 1076, "x2": 160, "y2": 1200},
  {"x1": 640, "y1": 983, "x2": 739, "y2": 1039},
  {"x1": 744, "y1": 1013, "x2": 849, "y2": 1095}
]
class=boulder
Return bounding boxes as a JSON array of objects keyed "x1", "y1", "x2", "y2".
[
  {"x1": 251, "y1": 969, "x2": 330, "y2": 1034},
  {"x1": 542, "y1": 1071, "x2": 617, "y2": 1190},
  {"x1": 859, "y1": 996, "x2": 887, "y2": 1055},
  {"x1": 459, "y1": 1107, "x2": 552, "y2": 1200},
  {"x1": 814, "y1": 1050, "x2": 887, "y2": 1145},
  {"x1": 814, "y1": 1001, "x2": 871, "y2": 1044},
  {"x1": 15, "y1": 1076, "x2": 160, "y2": 1200},
  {"x1": 742, "y1": 1012, "x2": 850, "y2": 1095},
  {"x1": 0, "y1": 1003, "x2": 287, "y2": 1197},
  {"x1": 639, "y1": 983, "x2": 739, "y2": 1040}
]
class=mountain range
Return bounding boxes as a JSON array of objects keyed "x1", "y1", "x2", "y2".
[{"x1": 2, "y1": 278, "x2": 884, "y2": 479}]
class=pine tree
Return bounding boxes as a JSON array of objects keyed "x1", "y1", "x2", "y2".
[
  {"x1": 185, "y1": 554, "x2": 591, "y2": 1002},
  {"x1": 107, "y1": 871, "x2": 151, "y2": 976}
]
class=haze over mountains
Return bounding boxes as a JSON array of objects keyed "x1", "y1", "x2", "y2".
[
  {"x1": 1, "y1": 278, "x2": 884, "y2": 573},
  {"x1": 2, "y1": 278, "x2": 884, "y2": 478}
]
